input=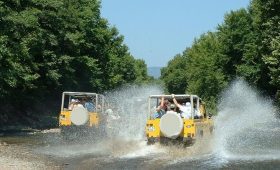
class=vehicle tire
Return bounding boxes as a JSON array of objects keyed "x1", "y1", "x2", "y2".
[
  {"x1": 184, "y1": 139, "x2": 194, "y2": 147},
  {"x1": 147, "y1": 138, "x2": 155, "y2": 145}
]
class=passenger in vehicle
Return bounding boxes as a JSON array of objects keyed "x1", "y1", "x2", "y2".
[
  {"x1": 68, "y1": 99, "x2": 78, "y2": 110},
  {"x1": 172, "y1": 94, "x2": 191, "y2": 119},
  {"x1": 151, "y1": 106, "x2": 159, "y2": 119},
  {"x1": 152, "y1": 96, "x2": 169, "y2": 119},
  {"x1": 158, "y1": 96, "x2": 170, "y2": 111},
  {"x1": 166, "y1": 104, "x2": 177, "y2": 114},
  {"x1": 76, "y1": 99, "x2": 83, "y2": 107},
  {"x1": 84, "y1": 98, "x2": 95, "y2": 112}
]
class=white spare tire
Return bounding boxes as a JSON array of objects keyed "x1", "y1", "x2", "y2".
[
  {"x1": 160, "y1": 112, "x2": 183, "y2": 139},
  {"x1": 70, "y1": 106, "x2": 89, "y2": 126}
]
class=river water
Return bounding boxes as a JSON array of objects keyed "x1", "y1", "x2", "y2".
[{"x1": 1, "y1": 81, "x2": 280, "y2": 169}]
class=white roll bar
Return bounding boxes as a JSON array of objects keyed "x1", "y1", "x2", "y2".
[{"x1": 148, "y1": 94, "x2": 201, "y2": 119}]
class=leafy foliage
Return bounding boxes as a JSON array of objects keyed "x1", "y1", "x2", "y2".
[
  {"x1": 162, "y1": 0, "x2": 280, "y2": 112},
  {"x1": 185, "y1": 33, "x2": 228, "y2": 113},
  {"x1": 161, "y1": 54, "x2": 187, "y2": 94},
  {"x1": 251, "y1": 0, "x2": 280, "y2": 95},
  {"x1": 0, "y1": 0, "x2": 151, "y2": 125}
]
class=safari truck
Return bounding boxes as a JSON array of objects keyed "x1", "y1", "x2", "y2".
[
  {"x1": 59, "y1": 92, "x2": 105, "y2": 136},
  {"x1": 145, "y1": 94, "x2": 213, "y2": 145}
]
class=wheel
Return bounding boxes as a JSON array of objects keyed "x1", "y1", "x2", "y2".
[{"x1": 147, "y1": 138, "x2": 156, "y2": 145}]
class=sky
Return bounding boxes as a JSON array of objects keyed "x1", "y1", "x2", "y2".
[{"x1": 101, "y1": 0, "x2": 251, "y2": 67}]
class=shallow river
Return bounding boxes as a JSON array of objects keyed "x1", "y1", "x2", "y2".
[
  {"x1": 1, "y1": 121, "x2": 280, "y2": 170},
  {"x1": 1, "y1": 80, "x2": 280, "y2": 169}
]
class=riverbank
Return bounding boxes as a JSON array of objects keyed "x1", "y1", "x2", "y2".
[
  {"x1": 0, "y1": 140, "x2": 61, "y2": 170},
  {"x1": 0, "y1": 115, "x2": 58, "y2": 137}
]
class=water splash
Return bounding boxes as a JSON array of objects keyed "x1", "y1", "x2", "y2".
[
  {"x1": 36, "y1": 85, "x2": 164, "y2": 158},
  {"x1": 214, "y1": 78, "x2": 280, "y2": 160},
  {"x1": 31, "y1": 80, "x2": 280, "y2": 169},
  {"x1": 104, "y1": 84, "x2": 163, "y2": 140}
]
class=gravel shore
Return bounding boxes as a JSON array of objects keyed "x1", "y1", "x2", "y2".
[{"x1": 0, "y1": 139, "x2": 61, "y2": 170}]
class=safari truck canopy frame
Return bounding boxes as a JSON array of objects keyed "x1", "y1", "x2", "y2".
[
  {"x1": 61, "y1": 91, "x2": 105, "y2": 114},
  {"x1": 148, "y1": 94, "x2": 202, "y2": 119}
]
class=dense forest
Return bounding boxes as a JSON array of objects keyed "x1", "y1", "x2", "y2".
[
  {"x1": 0, "y1": 0, "x2": 152, "y2": 127},
  {"x1": 161, "y1": 0, "x2": 280, "y2": 113},
  {"x1": 1, "y1": 0, "x2": 279, "y2": 127}
]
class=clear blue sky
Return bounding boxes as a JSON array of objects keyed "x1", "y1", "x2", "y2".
[{"x1": 101, "y1": 0, "x2": 251, "y2": 67}]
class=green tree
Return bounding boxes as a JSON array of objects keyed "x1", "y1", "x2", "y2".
[
  {"x1": 161, "y1": 54, "x2": 187, "y2": 94},
  {"x1": 217, "y1": 8, "x2": 264, "y2": 87},
  {"x1": 251, "y1": 0, "x2": 280, "y2": 99},
  {"x1": 134, "y1": 59, "x2": 153, "y2": 84},
  {"x1": 0, "y1": 0, "x2": 151, "y2": 126},
  {"x1": 185, "y1": 32, "x2": 228, "y2": 113},
  {"x1": 162, "y1": 0, "x2": 280, "y2": 111}
]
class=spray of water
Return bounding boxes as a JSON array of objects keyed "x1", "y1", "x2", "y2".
[
  {"x1": 36, "y1": 79, "x2": 280, "y2": 164},
  {"x1": 214, "y1": 78, "x2": 280, "y2": 160},
  {"x1": 103, "y1": 84, "x2": 216, "y2": 160},
  {"x1": 37, "y1": 84, "x2": 164, "y2": 158},
  {"x1": 104, "y1": 84, "x2": 163, "y2": 140}
]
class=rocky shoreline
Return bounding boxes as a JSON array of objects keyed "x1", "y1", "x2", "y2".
[{"x1": 0, "y1": 132, "x2": 61, "y2": 170}]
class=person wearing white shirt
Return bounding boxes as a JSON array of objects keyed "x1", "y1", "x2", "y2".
[{"x1": 172, "y1": 94, "x2": 191, "y2": 119}]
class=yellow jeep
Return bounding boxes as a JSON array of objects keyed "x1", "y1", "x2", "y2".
[
  {"x1": 145, "y1": 94, "x2": 213, "y2": 145},
  {"x1": 59, "y1": 92, "x2": 105, "y2": 136}
]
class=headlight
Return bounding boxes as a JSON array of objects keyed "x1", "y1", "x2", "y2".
[
  {"x1": 147, "y1": 126, "x2": 155, "y2": 131},
  {"x1": 60, "y1": 115, "x2": 66, "y2": 120}
]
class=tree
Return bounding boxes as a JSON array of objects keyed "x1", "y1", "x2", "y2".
[
  {"x1": 134, "y1": 59, "x2": 153, "y2": 84},
  {"x1": 217, "y1": 8, "x2": 265, "y2": 87},
  {"x1": 184, "y1": 32, "x2": 228, "y2": 113},
  {"x1": 162, "y1": 0, "x2": 280, "y2": 112},
  {"x1": 251, "y1": 0, "x2": 280, "y2": 99},
  {"x1": 0, "y1": 0, "x2": 151, "y2": 126},
  {"x1": 161, "y1": 54, "x2": 187, "y2": 94}
]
